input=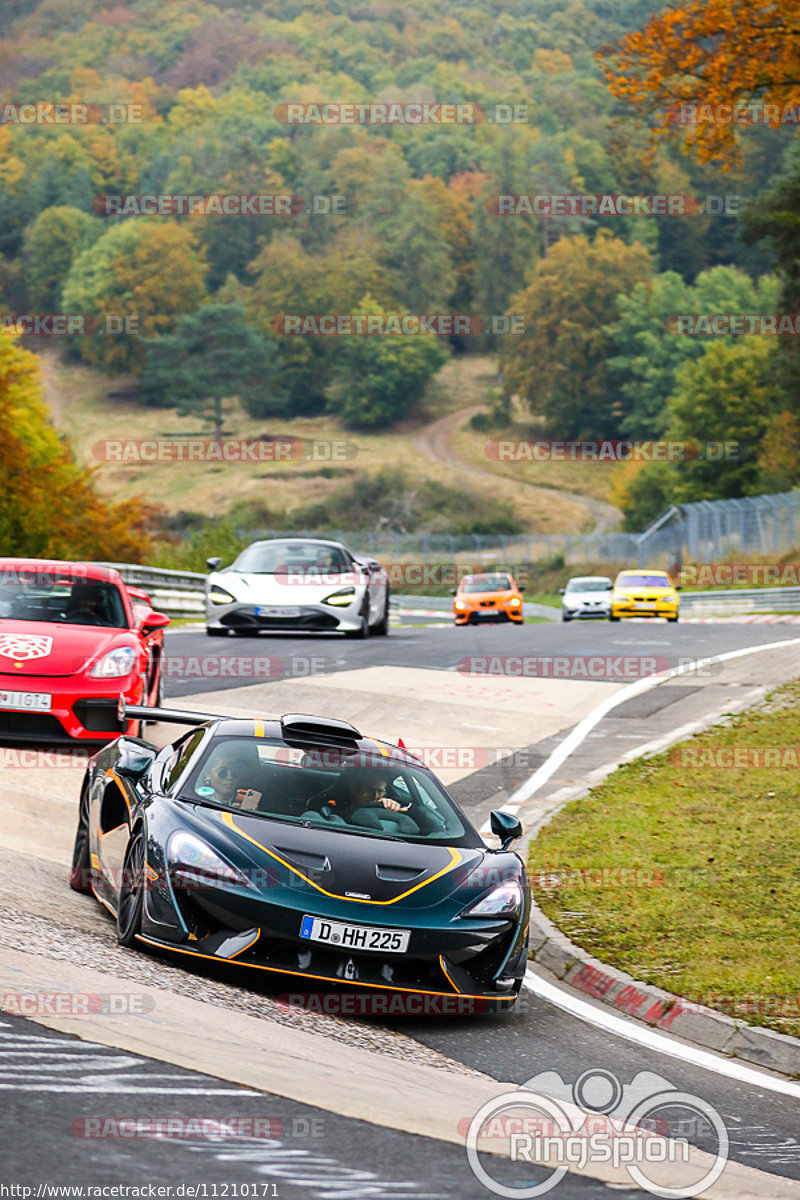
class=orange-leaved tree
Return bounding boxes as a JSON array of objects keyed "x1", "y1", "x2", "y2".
[
  {"x1": 599, "y1": 0, "x2": 800, "y2": 164},
  {"x1": 0, "y1": 329, "x2": 158, "y2": 561}
]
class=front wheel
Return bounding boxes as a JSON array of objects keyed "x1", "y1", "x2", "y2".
[
  {"x1": 667, "y1": 614, "x2": 679, "y2": 623},
  {"x1": 117, "y1": 830, "x2": 145, "y2": 947},
  {"x1": 561, "y1": 613, "x2": 571, "y2": 623},
  {"x1": 345, "y1": 600, "x2": 370, "y2": 639},
  {"x1": 609, "y1": 614, "x2": 620, "y2": 622},
  {"x1": 206, "y1": 626, "x2": 227, "y2": 637},
  {"x1": 68, "y1": 784, "x2": 92, "y2": 892},
  {"x1": 370, "y1": 587, "x2": 390, "y2": 636}
]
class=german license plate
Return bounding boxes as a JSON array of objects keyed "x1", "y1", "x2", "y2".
[
  {"x1": 0, "y1": 690, "x2": 52, "y2": 711},
  {"x1": 256, "y1": 606, "x2": 301, "y2": 617},
  {"x1": 300, "y1": 915, "x2": 410, "y2": 953}
]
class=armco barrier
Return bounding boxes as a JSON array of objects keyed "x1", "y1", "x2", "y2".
[
  {"x1": 95, "y1": 563, "x2": 205, "y2": 619},
  {"x1": 680, "y1": 587, "x2": 800, "y2": 615}
]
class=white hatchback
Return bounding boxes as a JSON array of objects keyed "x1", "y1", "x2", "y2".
[{"x1": 559, "y1": 576, "x2": 613, "y2": 622}]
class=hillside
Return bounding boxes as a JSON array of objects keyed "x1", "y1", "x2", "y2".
[{"x1": 39, "y1": 348, "x2": 614, "y2": 534}]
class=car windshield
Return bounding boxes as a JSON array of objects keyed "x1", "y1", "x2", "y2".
[
  {"x1": 617, "y1": 574, "x2": 671, "y2": 587},
  {"x1": 0, "y1": 574, "x2": 128, "y2": 627},
  {"x1": 233, "y1": 542, "x2": 351, "y2": 574},
  {"x1": 566, "y1": 579, "x2": 610, "y2": 592},
  {"x1": 182, "y1": 738, "x2": 481, "y2": 846},
  {"x1": 461, "y1": 575, "x2": 512, "y2": 594}
]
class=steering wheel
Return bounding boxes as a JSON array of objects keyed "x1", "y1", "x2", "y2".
[{"x1": 64, "y1": 609, "x2": 102, "y2": 625}]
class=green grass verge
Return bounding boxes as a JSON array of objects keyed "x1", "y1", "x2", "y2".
[{"x1": 529, "y1": 678, "x2": 800, "y2": 1040}]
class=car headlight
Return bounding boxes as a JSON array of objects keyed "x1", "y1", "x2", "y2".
[
  {"x1": 454, "y1": 600, "x2": 466, "y2": 610},
  {"x1": 462, "y1": 880, "x2": 523, "y2": 917},
  {"x1": 323, "y1": 587, "x2": 356, "y2": 606},
  {"x1": 167, "y1": 831, "x2": 253, "y2": 890},
  {"x1": 88, "y1": 647, "x2": 138, "y2": 678},
  {"x1": 509, "y1": 597, "x2": 521, "y2": 606},
  {"x1": 208, "y1": 586, "x2": 235, "y2": 605}
]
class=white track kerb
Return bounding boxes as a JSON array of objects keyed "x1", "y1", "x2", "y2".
[
  {"x1": 491, "y1": 636, "x2": 800, "y2": 1095},
  {"x1": 488, "y1": 636, "x2": 800, "y2": 820}
]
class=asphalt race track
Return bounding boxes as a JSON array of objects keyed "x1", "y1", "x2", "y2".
[{"x1": 2, "y1": 617, "x2": 800, "y2": 1198}]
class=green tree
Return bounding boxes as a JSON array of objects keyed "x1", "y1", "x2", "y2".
[
  {"x1": 667, "y1": 338, "x2": 784, "y2": 499},
  {"x1": 472, "y1": 137, "x2": 540, "y2": 347},
  {"x1": 245, "y1": 231, "x2": 392, "y2": 414},
  {"x1": 606, "y1": 267, "x2": 780, "y2": 439},
  {"x1": 606, "y1": 272, "x2": 697, "y2": 439},
  {"x1": 22, "y1": 206, "x2": 99, "y2": 311},
  {"x1": 326, "y1": 294, "x2": 449, "y2": 429},
  {"x1": 140, "y1": 302, "x2": 285, "y2": 437},
  {"x1": 502, "y1": 231, "x2": 653, "y2": 438},
  {"x1": 61, "y1": 221, "x2": 208, "y2": 373}
]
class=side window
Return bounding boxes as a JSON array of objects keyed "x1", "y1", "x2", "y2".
[{"x1": 164, "y1": 730, "x2": 206, "y2": 792}]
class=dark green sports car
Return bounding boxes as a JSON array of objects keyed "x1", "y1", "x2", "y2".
[{"x1": 70, "y1": 704, "x2": 530, "y2": 1011}]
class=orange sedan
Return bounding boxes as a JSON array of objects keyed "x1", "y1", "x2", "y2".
[{"x1": 452, "y1": 572, "x2": 525, "y2": 626}]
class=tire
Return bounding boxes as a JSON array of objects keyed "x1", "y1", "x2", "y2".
[
  {"x1": 68, "y1": 784, "x2": 92, "y2": 892},
  {"x1": 345, "y1": 599, "x2": 370, "y2": 639},
  {"x1": 370, "y1": 586, "x2": 390, "y2": 636},
  {"x1": 561, "y1": 613, "x2": 571, "y2": 623},
  {"x1": 233, "y1": 627, "x2": 257, "y2": 638},
  {"x1": 206, "y1": 626, "x2": 227, "y2": 637},
  {"x1": 667, "y1": 614, "x2": 679, "y2": 623},
  {"x1": 116, "y1": 830, "x2": 145, "y2": 947},
  {"x1": 609, "y1": 615, "x2": 620, "y2": 622}
]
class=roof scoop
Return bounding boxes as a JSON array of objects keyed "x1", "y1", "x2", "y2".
[{"x1": 280, "y1": 713, "x2": 361, "y2": 742}]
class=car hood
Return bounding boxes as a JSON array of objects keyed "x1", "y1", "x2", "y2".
[
  {"x1": 459, "y1": 590, "x2": 517, "y2": 603},
  {"x1": 565, "y1": 589, "x2": 610, "y2": 602},
  {"x1": 212, "y1": 571, "x2": 362, "y2": 605},
  {"x1": 0, "y1": 620, "x2": 138, "y2": 677},
  {"x1": 199, "y1": 807, "x2": 489, "y2": 908},
  {"x1": 614, "y1": 585, "x2": 676, "y2": 598}
]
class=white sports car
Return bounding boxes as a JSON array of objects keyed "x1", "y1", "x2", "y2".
[{"x1": 205, "y1": 538, "x2": 390, "y2": 638}]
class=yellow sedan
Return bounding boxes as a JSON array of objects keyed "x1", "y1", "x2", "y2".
[{"x1": 610, "y1": 569, "x2": 680, "y2": 623}]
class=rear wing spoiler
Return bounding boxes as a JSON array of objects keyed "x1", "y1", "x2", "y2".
[{"x1": 117, "y1": 695, "x2": 220, "y2": 727}]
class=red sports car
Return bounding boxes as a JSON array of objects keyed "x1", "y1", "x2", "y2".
[{"x1": 0, "y1": 560, "x2": 169, "y2": 742}]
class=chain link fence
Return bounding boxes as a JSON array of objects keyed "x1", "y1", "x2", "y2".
[{"x1": 238, "y1": 490, "x2": 800, "y2": 568}]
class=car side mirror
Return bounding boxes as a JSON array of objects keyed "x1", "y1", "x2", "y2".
[
  {"x1": 675, "y1": 584, "x2": 682, "y2": 591},
  {"x1": 605, "y1": 582, "x2": 613, "y2": 590},
  {"x1": 141, "y1": 610, "x2": 170, "y2": 633},
  {"x1": 490, "y1": 809, "x2": 523, "y2": 849},
  {"x1": 558, "y1": 587, "x2": 565, "y2": 595},
  {"x1": 519, "y1": 586, "x2": 525, "y2": 593},
  {"x1": 116, "y1": 739, "x2": 158, "y2": 780},
  {"x1": 206, "y1": 557, "x2": 222, "y2": 572},
  {"x1": 450, "y1": 588, "x2": 457, "y2": 596}
]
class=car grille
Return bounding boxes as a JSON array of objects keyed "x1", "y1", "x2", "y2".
[
  {"x1": 245, "y1": 934, "x2": 450, "y2": 990},
  {"x1": 222, "y1": 610, "x2": 340, "y2": 631},
  {"x1": 0, "y1": 712, "x2": 68, "y2": 740}
]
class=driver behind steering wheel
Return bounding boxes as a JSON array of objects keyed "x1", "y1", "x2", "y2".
[{"x1": 65, "y1": 584, "x2": 111, "y2": 625}]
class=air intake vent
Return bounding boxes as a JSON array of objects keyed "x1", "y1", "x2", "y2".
[{"x1": 281, "y1": 712, "x2": 361, "y2": 743}]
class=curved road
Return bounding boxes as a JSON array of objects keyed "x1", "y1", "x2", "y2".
[{"x1": 412, "y1": 405, "x2": 622, "y2": 534}]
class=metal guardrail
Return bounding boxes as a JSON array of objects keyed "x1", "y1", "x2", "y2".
[
  {"x1": 95, "y1": 562, "x2": 205, "y2": 619},
  {"x1": 680, "y1": 588, "x2": 800, "y2": 615},
  {"x1": 96, "y1": 563, "x2": 800, "y2": 620}
]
